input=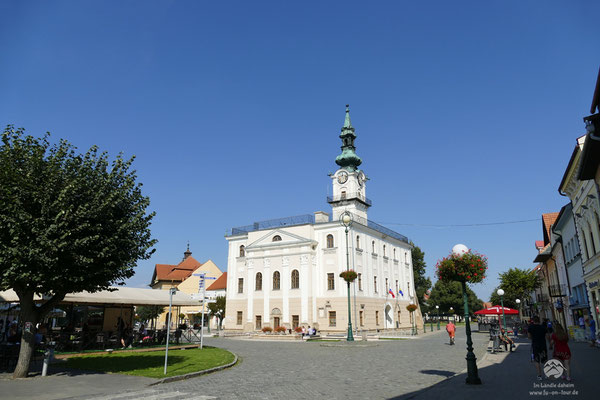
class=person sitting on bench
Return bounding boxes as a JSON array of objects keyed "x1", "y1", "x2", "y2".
[{"x1": 499, "y1": 328, "x2": 515, "y2": 351}]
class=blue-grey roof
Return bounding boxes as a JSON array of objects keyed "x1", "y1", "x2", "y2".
[{"x1": 227, "y1": 213, "x2": 409, "y2": 243}]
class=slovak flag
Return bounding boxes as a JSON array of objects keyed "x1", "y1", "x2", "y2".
[
  {"x1": 398, "y1": 290, "x2": 404, "y2": 297},
  {"x1": 388, "y1": 288, "x2": 395, "y2": 298}
]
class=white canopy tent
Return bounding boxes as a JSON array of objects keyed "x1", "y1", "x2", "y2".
[{"x1": 0, "y1": 287, "x2": 201, "y2": 307}]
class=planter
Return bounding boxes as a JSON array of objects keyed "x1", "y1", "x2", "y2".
[
  {"x1": 436, "y1": 250, "x2": 488, "y2": 284},
  {"x1": 339, "y1": 270, "x2": 358, "y2": 283}
]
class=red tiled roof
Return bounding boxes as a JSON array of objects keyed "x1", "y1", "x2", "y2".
[
  {"x1": 207, "y1": 272, "x2": 227, "y2": 291},
  {"x1": 535, "y1": 240, "x2": 544, "y2": 249},
  {"x1": 542, "y1": 212, "x2": 559, "y2": 245},
  {"x1": 152, "y1": 256, "x2": 202, "y2": 283}
]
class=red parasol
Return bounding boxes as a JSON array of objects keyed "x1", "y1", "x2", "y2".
[{"x1": 474, "y1": 306, "x2": 519, "y2": 315}]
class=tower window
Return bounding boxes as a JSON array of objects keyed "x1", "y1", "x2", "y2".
[
  {"x1": 272, "y1": 235, "x2": 282, "y2": 242},
  {"x1": 372, "y1": 241, "x2": 376, "y2": 253},
  {"x1": 326, "y1": 234, "x2": 334, "y2": 248},
  {"x1": 383, "y1": 245, "x2": 386, "y2": 257},
  {"x1": 356, "y1": 235, "x2": 360, "y2": 249}
]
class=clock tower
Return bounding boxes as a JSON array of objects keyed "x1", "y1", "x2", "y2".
[{"x1": 328, "y1": 105, "x2": 371, "y2": 221}]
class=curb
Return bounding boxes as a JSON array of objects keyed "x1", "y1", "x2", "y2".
[
  {"x1": 319, "y1": 342, "x2": 379, "y2": 348},
  {"x1": 149, "y1": 352, "x2": 238, "y2": 386}
]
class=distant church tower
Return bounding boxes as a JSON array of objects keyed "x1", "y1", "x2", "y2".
[{"x1": 328, "y1": 105, "x2": 371, "y2": 221}]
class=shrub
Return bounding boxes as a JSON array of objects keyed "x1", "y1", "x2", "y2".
[{"x1": 261, "y1": 327, "x2": 273, "y2": 333}]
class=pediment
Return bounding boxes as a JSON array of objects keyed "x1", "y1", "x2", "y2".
[{"x1": 246, "y1": 229, "x2": 316, "y2": 249}]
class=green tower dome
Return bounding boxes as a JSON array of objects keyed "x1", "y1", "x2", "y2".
[{"x1": 335, "y1": 105, "x2": 362, "y2": 171}]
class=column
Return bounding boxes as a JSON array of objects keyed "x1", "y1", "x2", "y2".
[
  {"x1": 282, "y1": 256, "x2": 290, "y2": 325},
  {"x1": 301, "y1": 254, "x2": 309, "y2": 323},
  {"x1": 263, "y1": 258, "x2": 271, "y2": 326},
  {"x1": 246, "y1": 259, "x2": 254, "y2": 324}
]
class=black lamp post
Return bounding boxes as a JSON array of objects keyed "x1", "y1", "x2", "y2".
[
  {"x1": 436, "y1": 305, "x2": 440, "y2": 330},
  {"x1": 453, "y1": 244, "x2": 482, "y2": 385},
  {"x1": 340, "y1": 211, "x2": 354, "y2": 342}
]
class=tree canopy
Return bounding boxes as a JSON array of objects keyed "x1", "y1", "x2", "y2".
[
  {"x1": 0, "y1": 126, "x2": 156, "y2": 377},
  {"x1": 427, "y1": 279, "x2": 483, "y2": 315},
  {"x1": 410, "y1": 243, "x2": 432, "y2": 310},
  {"x1": 207, "y1": 296, "x2": 226, "y2": 329},
  {"x1": 489, "y1": 267, "x2": 540, "y2": 309}
]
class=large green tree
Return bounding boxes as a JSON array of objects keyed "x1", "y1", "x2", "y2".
[
  {"x1": 489, "y1": 267, "x2": 540, "y2": 309},
  {"x1": 428, "y1": 279, "x2": 483, "y2": 316},
  {"x1": 0, "y1": 127, "x2": 156, "y2": 377},
  {"x1": 207, "y1": 296, "x2": 226, "y2": 329},
  {"x1": 410, "y1": 243, "x2": 432, "y2": 310}
]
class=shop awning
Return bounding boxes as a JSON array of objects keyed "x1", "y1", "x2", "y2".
[{"x1": 0, "y1": 287, "x2": 201, "y2": 307}]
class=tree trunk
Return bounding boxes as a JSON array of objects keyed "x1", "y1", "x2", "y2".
[{"x1": 12, "y1": 294, "x2": 39, "y2": 378}]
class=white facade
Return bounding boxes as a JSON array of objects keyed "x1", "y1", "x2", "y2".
[{"x1": 224, "y1": 108, "x2": 419, "y2": 333}]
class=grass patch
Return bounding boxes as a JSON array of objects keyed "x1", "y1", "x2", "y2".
[{"x1": 60, "y1": 347, "x2": 235, "y2": 378}]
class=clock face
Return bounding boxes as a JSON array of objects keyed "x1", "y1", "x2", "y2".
[{"x1": 337, "y1": 171, "x2": 348, "y2": 184}]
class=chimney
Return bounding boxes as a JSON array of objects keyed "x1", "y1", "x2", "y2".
[{"x1": 314, "y1": 211, "x2": 330, "y2": 223}]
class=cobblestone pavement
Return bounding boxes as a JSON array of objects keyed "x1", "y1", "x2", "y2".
[{"x1": 36, "y1": 326, "x2": 487, "y2": 400}]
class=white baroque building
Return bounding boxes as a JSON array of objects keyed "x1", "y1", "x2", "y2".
[{"x1": 224, "y1": 106, "x2": 420, "y2": 333}]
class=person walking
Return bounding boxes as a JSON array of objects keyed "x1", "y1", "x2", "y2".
[
  {"x1": 528, "y1": 316, "x2": 549, "y2": 381},
  {"x1": 549, "y1": 322, "x2": 571, "y2": 381},
  {"x1": 586, "y1": 318, "x2": 596, "y2": 347},
  {"x1": 445, "y1": 321, "x2": 455, "y2": 345}
]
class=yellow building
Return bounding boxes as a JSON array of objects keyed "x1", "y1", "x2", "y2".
[{"x1": 149, "y1": 246, "x2": 223, "y2": 328}]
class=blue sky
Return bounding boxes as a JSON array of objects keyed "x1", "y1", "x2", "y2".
[{"x1": 1, "y1": 1, "x2": 599, "y2": 300}]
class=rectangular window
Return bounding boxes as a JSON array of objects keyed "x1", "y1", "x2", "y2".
[
  {"x1": 292, "y1": 315, "x2": 299, "y2": 329},
  {"x1": 329, "y1": 311, "x2": 337, "y2": 327},
  {"x1": 358, "y1": 273, "x2": 362, "y2": 291},
  {"x1": 327, "y1": 273, "x2": 335, "y2": 290},
  {"x1": 359, "y1": 310, "x2": 364, "y2": 326},
  {"x1": 256, "y1": 315, "x2": 262, "y2": 330},
  {"x1": 238, "y1": 278, "x2": 244, "y2": 293},
  {"x1": 374, "y1": 276, "x2": 378, "y2": 293},
  {"x1": 375, "y1": 310, "x2": 379, "y2": 325},
  {"x1": 385, "y1": 278, "x2": 388, "y2": 292},
  {"x1": 397, "y1": 311, "x2": 401, "y2": 324},
  {"x1": 395, "y1": 280, "x2": 398, "y2": 295},
  {"x1": 237, "y1": 311, "x2": 243, "y2": 325}
]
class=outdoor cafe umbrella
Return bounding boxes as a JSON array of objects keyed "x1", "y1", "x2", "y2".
[{"x1": 474, "y1": 306, "x2": 519, "y2": 315}]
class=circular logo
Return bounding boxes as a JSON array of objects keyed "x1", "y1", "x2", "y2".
[{"x1": 543, "y1": 359, "x2": 565, "y2": 379}]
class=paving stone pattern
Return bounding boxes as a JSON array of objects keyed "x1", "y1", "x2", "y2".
[{"x1": 63, "y1": 327, "x2": 488, "y2": 400}]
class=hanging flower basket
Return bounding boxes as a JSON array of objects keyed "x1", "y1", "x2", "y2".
[
  {"x1": 339, "y1": 270, "x2": 358, "y2": 283},
  {"x1": 406, "y1": 304, "x2": 418, "y2": 312},
  {"x1": 435, "y1": 250, "x2": 488, "y2": 284}
]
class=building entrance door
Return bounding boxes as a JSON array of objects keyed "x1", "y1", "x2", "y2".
[{"x1": 274, "y1": 317, "x2": 280, "y2": 328}]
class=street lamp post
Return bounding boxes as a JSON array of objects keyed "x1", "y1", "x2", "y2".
[
  {"x1": 436, "y1": 305, "x2": 440, "y2": 330},
  {"x1": 452, "y1": 244, "x2": 482, "y2": 385},
  {"x1": 450, "y1": 307, "x2": 454, "y2": 323},
  {"x1": 515, "y1": 299, "x2": 521, "y2": 337},
  {"x1": 430, "y1": 312, "x2": 433, "y2": 332},
  {"x1": 340, "y1": 211, "x2": 354, "y2": 342},
  {"x1": 497, "y1": 289, "x2": 507, "y2": 332}
]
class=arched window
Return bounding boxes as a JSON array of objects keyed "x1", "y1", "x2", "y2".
[
  {"x1": 356, "y1": 235, "x2": 360, "y2": 249},
  {"x1": 239, "y1": 245, "x2": 245, "y2": 257},
  {"x1": 273, "y1": 271, "x2": 280, "y2": 290},
  {"x1": 255, "y1": 272, "x2": 262, "y2": 291},
  {"x1": 383, "y1": 245, "x2": 386, "y2": 257},
  {"x1": 291, "y1": 269, "x2": 300, "y2": 289},
  {"x1": 372, "y1": 240, "x2": 376, "y2": 253},
  {"x1": 393, "y1": 248, "x2": 396, "y2": 259},
  {"x1": 272, "y1": 235, "x2": 282, "y2": 242},
  {"x1": 326, "y1": 234, "x2": 334, "y2": 248}
]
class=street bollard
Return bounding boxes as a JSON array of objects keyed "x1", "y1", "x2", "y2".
[{"x1": 42, "y1": 347, "x2": 54, "y2": 377}]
